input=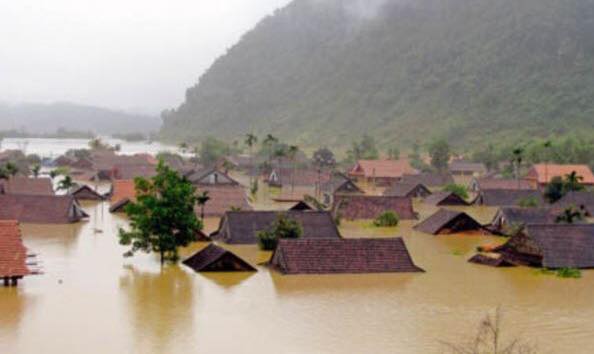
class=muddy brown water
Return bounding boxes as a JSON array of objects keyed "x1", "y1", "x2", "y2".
[{"x1": 1, "y1": 200, "x2": 593, "y2": 354}]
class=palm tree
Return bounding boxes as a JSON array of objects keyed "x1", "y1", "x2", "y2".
[
  {"x1": 57, "y1": 175, "x2": 75, "y2": 193},
  {"x1": 31, "y1": 164, "x2": 41, "y2": 178},
  {"x1": 512, "y1": 147, "x2": 523, "y2": 188},
  {"x1": 4, "y1": 162, "x2": 18, "y2": 177},
  {"x1": 244, "y1": 133, "x2": 258, "y2": 185},
  {"x1": 287, "y1": 145, "x2": 299, "y2": 193},
  {"x1": 263, "y1": 134, "x2": 278, "y2": 166},
  {"x1": 0, "y1": 167, "x2": 8, "y2": 180},
  {"x1": 564, "y1": 171, "x2": 584, "y2": 192},
  {"x1": 543, "y1": 140, "x2": 552, "y2": 184},
  {"x1": 49, "y1": 169, "x2": 59, "y2": 180},
  {"x1": 196, "y1": 191, "x2": 211, "y2": 221},
  {"x1": 556, "y1": 207, "x2": 584, "y2": 224}
]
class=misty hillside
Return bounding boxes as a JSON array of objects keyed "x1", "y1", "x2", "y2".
[
  {"x1": 160, "y1": 0, "x2": 594, "y2": 148},
  {"x1": 0, "y1": 102, "x2": 161, "y2": 135}
]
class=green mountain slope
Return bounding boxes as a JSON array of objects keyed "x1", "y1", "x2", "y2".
[{"x1": 160, "y1": 0, "x2": 594, "y2": 148}]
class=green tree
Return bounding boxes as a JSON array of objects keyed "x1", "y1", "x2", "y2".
[
  {"x1": 564, "y1": 171, "x2": 585, "y2": 192},
  {"x1": 312, "y1": 147, "x2": 336, "y2": 168},
  {"x1": 196, "y1": 191, "x2": 211, "y2": 221},
  {"x1": 199, "y1": 136, "x2": 230, "y2": 166},
  {"x1": 31, "y1": 164, "x2": 41, "y2": 178},
  {"x1": 544, "y1": 176, "x2": 565, "y2": 203},
  {"x1": 347, "y1": 134, "x2": 379, "y2": 162},
  {"x1": 373, "y1": 211, "x2": 399, "y2": 227},
  {"x1": 256, "y1": 213, "x2": 303, "y2": 250},
  {"x1": 57, "y1": 175, "x2": 75, "y2": 192},
  {"x1": 244, "y1": 133, "x2": 258, "y2": 185},
  {"x1": 443, "y1": 183, "x2": 469, "y2": 200},
  {"x1": 287, "y1": 145, "x2": 299, "y2": 193},
  {"x1": 428, "y1": 139, "x2": 451, "y2": 171},
  {"x1": 118, "y1": 161, "x2": 202, "y2": 265},
  {"x1": 555, "y1": 207, "x2": 584, "y2": 224},
  {"x1": 388, "y1": 146, "x2": 400, "y2": 160}
]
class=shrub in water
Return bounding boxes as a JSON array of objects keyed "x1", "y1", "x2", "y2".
[{"x1": 373, "y1": 211, "x2": 399, "y2": 227}]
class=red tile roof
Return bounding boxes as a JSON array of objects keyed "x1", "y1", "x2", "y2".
[
  {"x1": 527, "y1": 164, "x2": 594, "y2": 185},
  {"x1": 110, "y1": 180, "x2": 137, "y2": 204},
  {"x1": 333, "y1": 195, "x2": 417, "y2": 220},
  {"x1": 270, "y1": 238, "x2": 424, "y2": 274},
  {"x1": 349, "y1": 159, "x2": 417, "y2": 179},
  {"x1": 0, "y1": 220, "x2": 30, "y2": 278},
  {"x1": 0, "y1": 177, "x2": 54, "y2": 196}
]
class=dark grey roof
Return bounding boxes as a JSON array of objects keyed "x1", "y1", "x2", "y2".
[
  {"x1": 474, "y1": 189, "x2": 544, "y2": 207},
  {"x1": 423, "y1": 191, "x2": 469, "y2": 206},
  {"x1": 492, "y1": 207, "x2": 555, "y2": 227},
  {"x1": 383, "y1": 183, "x2": 431, "y2": 198},
  {"x1": 401, "y1": 173, "x2": 454, "y2": 187},
  {"x1": 524, "y1": 224, "x2": 594, "y2": 269},
  {"x1": 554, "y1": 191, "x2": 594, "y2": 215},
  {"x1": 414, "y1": 209, "x2": 483, "y2": 235},
  {"x1": 211, "y1": 211, "x2": 341, "y2": 244},
  {"x1": 183, "y1": 244, "x2": 255, "y2": 272}
]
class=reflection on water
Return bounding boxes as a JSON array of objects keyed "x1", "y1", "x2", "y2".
[{"x1": 2, "y1": 199, "x2": 594, "y2": 353}]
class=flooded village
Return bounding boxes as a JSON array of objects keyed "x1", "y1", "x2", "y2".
[{"x1": 1, "y1": 136, "x2": 594, "y2": 353}]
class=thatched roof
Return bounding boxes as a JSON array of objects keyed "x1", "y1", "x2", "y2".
[
  {"x1": 414, "y1": 209, "x2": 483, "y2": 235},
  {"x1": 269, "y1": 238, "x2": 424, "y2": 274},
  {"x1": 333, "y1": 195, "x2": 417, "y2": 220},
  {"x1": 183, "y1": 244, "x2": 255, "y2": 272},
  {"x1": 383, "y1": 183, "x2": 431, "y2": 198},
  {"x1": 0, "y1": 220, "x2": 30, "y2": 278},
  {"x1": 0, "y1": 194, "x2": 88, "y2": 224},
  {"x1": 474, "y1": 189, "x2": 544, "y2": 207},
  {"x1": 211, "y1": 211, "x2": 341, "y2": 244},
  {"x1": 423, "y1": 191, "x2": 469, "y2": 206}
]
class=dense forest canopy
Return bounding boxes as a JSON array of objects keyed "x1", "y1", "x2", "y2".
[{"x1": 160, "y1": 0, "x2": 594, "y2": 149}]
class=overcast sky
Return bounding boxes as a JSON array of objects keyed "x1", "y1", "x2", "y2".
[{"x1": 0, "y1": 0, "x2": 291, "y2": 115}]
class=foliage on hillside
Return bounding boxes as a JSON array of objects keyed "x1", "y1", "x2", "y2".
[{"x1": 161, "y1": 0, "x2": 594, "y2": 149}]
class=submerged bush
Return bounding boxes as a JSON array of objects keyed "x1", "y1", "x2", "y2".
[
  {"x1": 373, "y1": 211, "x2": 399, "y2": 227},
  {"x1": 442, "y1": 183, "x2": 469, "y2": 200},
  {"x1": 556, "y1": 268, "x2": 581, "y2": 279},
  {"x1": 256, "y1": 213, "x2": 303, "y2": 250}
]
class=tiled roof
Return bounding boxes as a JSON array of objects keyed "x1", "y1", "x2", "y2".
[
  {"x1": 71, "y1": 185, "x2": 104, "y2": 201},
  {"x1": 449, "y1": 161, "x2": 487, "y2": 174},
  {"x1": 268, "y1": 167, "x2": 331, "y2": 187},
  {"x1": 0, "y1": 177, "x2": 54, "y2": 196},
  {"x1": 349, "y1": 159, "x2": 417, "y2": 179},
  {"x1": 553, "y1": 191, "x2": 594, "y2": 215},
  {"x1": 401, "y1": 173, "x2": 454, "y2": 187},
  {"x1": 414, "y1": 209, "x2": 483, "y2": 235},
  {"x1": 182, "y1": 244, "x2": 255, "y2": 272},
  {"x1": 474, "y1": 189, "x2": 544, "y2": 207},
  {"x1": 423, "y1": 191, "x2": 469, "y2": 206},
  {"x1": 320, "y1": 173, "x2": 363, "y2": 195},
  {"x1": 195, "y1": 185, "x2": 252, "y2": 217},
  {"x1": 0, "y1": 220, "x2": 30, "y2": 277},
  {"x1": 211, "y1": 211, "x2": 341, "y2": 244},
  {"x1": 112, "y1": 164, "x2": 157, "y2": 180},
  {"x1": 527, "y1": 164, "x2": 594, "y2": 185},
  {"x1": 270, "y1": 238, "x2": 424, "y2": 274},
  {"x1": 188, "y1": 168, "x2": 240, "y2": 186},
  {"x1": 474, "y1": 178, "x2": 533, "y2": 191},
  {"x1": 110, "y1": 180, "x2": 137, "y2": 204},
  {"x1": 491, "y1": 207, "x2": 556, "y2": 229},
  {"x1": 383, "y1": 183, "x2": 431, "y2": 198},
  {"x1": 333, "y1": 195, "x2": 417, "y2": 220},
  {"x1": 0, "y1": 194, "x2": 88, "y2": 224}
]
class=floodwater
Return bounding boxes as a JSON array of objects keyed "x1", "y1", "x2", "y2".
[
  {"x1": 0, "y1": 137, "x2": 180, "y2": 158},
  {"x1": 2, "y1": 199, "x2": 594, "y2": 354}
]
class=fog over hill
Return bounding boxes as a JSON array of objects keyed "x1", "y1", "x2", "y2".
[
  {"x1": 0, "y1": 102, "x2": 161, "y2": 135},
  {"x1": 160, "y1": 0, "x2": 594, "y2": 148}
]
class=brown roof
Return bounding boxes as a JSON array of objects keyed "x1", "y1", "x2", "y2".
[
  {"x1": 0, "y1": 177, "x2": 54, "y2": 196},
  {"x1": 490, "y1": 207, "x2": 556, "y2": 232},
  {"x1": 423, "y1": 191, "x2": 469, "y2": 206},
  {"x1": 0, "y1": 220, "x2": 30, "y2": 278},
  {"x1": 112, "y1": 164, "x2": 157, "y2": 180},
  {"x1": 474, "y1": 178, "x2": 533, "y2": 191},
  {"x1": 498, "y1": 224, "x2": 594, "y2": 269},
  {"x1": 401, "y1": 172, "x2": 454, "y2": 187},
  {"x1": 527, "y1": 164, "x2": 594, "y2": 185},
  {"x1": 269, "y1": 238, "x2": 424, "y2": 274},
  {"x1": 349, "y1": 159, "x2": 417, "y2": 179},
  {"x1": 333, "y1": 195, "x2": 417, "y2": 220},
  {"x1": 196, "y1": 185, "x2": 252, "y2": 217},
  {"x1": 110, "y1": 180, "x2": 137, "y2": 204},
  {"x1": 268, "y1": 167, "x2": 331, "y2": 187},
  {"x1": 183, "y1": 244, "x2": 256, "y2": 272},
  {"x1": 383, "y1": 183, "x2": 431, "y2": 198},
  {"x1": 553, "y1": 191, "x2": 594, "y2": 216},
  {"x1": 474, "y1": 189, "x2": 544, "y2": 207},
  {"x1": 211, "y1": 211, "x2": 341, "y2": 244},
  {"x1": 0, "y1": 194, "x2": 88, "y2": 224},
  {"x1": 449, "y1": 161, "x2": 487, "y2": 174},
  {"x1": 188, "y1": 168, "x2": 240, "y2": 186},
  {"x1": 414, "y1": 209, "x2": 484, "y2": 235}
]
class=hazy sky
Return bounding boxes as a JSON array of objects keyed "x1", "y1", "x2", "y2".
[{"x1": 0, "y1": 0, "x2": 291, "y2": 114}]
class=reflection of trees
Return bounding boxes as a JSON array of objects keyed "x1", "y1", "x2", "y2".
[
  {"x1": 119, "y1": 265, "x2": 195, "y2": 354},
  {"x1": 0, "y1": 288, "x2": 35, "y2": 351}
]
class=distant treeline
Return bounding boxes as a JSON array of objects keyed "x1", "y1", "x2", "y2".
[{"x1": 0, "y1": 128, "x2": 94, "y2": 139}]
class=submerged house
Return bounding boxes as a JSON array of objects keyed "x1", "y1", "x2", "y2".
[
  {"x1": 320, "y1": 172, "x2": 364, "y2": 205},
  {"x1": 109, "y1": 180, "x2": 137, "y2": 213},
  {"x1": 414, "y1": 209, "x2": 484, "y2": 235},
  {"x1": 473, "y1": 224, "x2": 594, "y2": 269},
  {"x1": 349, "y1": 159, "x2": 417, "y2": 186},
  {"x1": 553, "y1": 191, "x2": 594, "y2": 217},
  {"x1": 267, "y1": 167, "x2": 331, "y2": 188},
  {"x1": 526, "y1": 164, "x2": 594, "y2": 188},
  {"x1": 190, "y1": 168, "x2": 252, "y2": 217},
  {"x1": 470, "y1": 177, "x2": 533, "y2": 193},
  {"x1": 0, "y1": 220, "x2": 33, "y2": 286},
  {"x1": 473, "y1": 189, "x2": 544, "y2": 207},
  {"x1": 401, "y1": 172, "x2": 454, "y2": 189},
  {"x1": 0, "y1": 194, "x2": 88, "y2": 224},
  {"x1": 71, "y1": 185, "x2": 104, "y2": 201},
  {"x1": 383, "y1": 183, "x2": 431, "y2": 198},
  {"x1": 332, "y1": 195, "x2": 417, "y2": 220},
  {"x1": 269, "y1": 238, "x2": 424, "y2": 274},
  {"x1": 0, "y1": 177, "x2": 54, "y2": 196},
  {"x1": 448, "y1": 160, "x2": 487, "y2": 177},
  {"x1": 183, "y1": 244, "x2": 256, "y2": 272},
  {"x1": 423, "y1": 191, "x2": 469, "y2": 206},
  {"x1": 211, "y1": 211, "x2": 341, "y2": 244},
  {"x1": 489, "y1": 207, "x2": 556, "y2": 235}
]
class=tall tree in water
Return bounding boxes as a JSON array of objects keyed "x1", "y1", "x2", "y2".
[
  {"x1": 287, "y1": 145, "x2": 299, "y2": 193},
  {"x1": 428, "y1": 139, "x2": 450, "y2": 172},
  {"x1": 118, "y1": 161, "x2": 202, "y2": 266},
  {"x1": 196, "y1": 191, "x2": 211, "y2": 222},
  {"x1": 512, "y1": 147, "x2": 524, "y2": 188},
  {"x1": 244, "y1": 133, "x2": 258, "y2": 186}
]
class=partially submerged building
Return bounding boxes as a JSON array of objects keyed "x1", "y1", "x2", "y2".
[
  {"x1": 423, "y1": 191, "x2": 469, "y2": 206},
  {"x1": 0, "y1": 220, "x2": 33, "y2": 286},
  {"x1": 211, "y1": 211, "x2": 341, "y2": 244},
  {"x1": 0, "y1": 194, "x2": 88, "y2": 224},
  {"x1": 414, "y1": 209, "x2": 484, "y2": 235},
  {"x1": 401, "y1": 172, "x2": 454, "y2": 189},
  {"x1": 553, "y1": 191, "x2": 594, "y2": 217},
  {"x1": 332, "y1": 195, "x2": 417, "y2": 220},
  {"x1": 349, "y1": 159, "x2": 417, "y2": 186},
  {"x1": 489, "y1": 207, "x2": 556, "y2": 235},
  {"x1": 269, "y1": 238, "x2": 424, "y2": 274},
  {"x1": 383, "y1": 183, "x2": 431, "y2": 198},
  {"x1": 0, "y1": 177, "x2": 54, "y2": 196},
  {"x1": 71, "y1": 185, "x2": 104, "y2": 201},
  {"x1": 320, "y1": 172, "x2": 364, "y2": 205},
  {"x1": 470, "y1": 177, "x2": 533, "y2": 193},
  {"x1": 109, "y1": 180, "x2": 137, "y2": 213},
  {"x1": 448, "y1": 160, "x2": 487, "y2": 177},
  {"x1": 526, "y1": 164, "x2": 594, "y2": 188},
  {"x1": 183, "y1": 244, "x2": 256, "y2": 272},
  {"x1": 473, "y1": 189, "x2": 544, "y2": 207}
]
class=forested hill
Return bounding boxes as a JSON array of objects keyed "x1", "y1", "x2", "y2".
[
  {"x1": 160, "y1": 0, "x2": 594, "y2": 148},
  {"x1": 0, "y1": 102, "x2": 160, "y2": 135}
]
